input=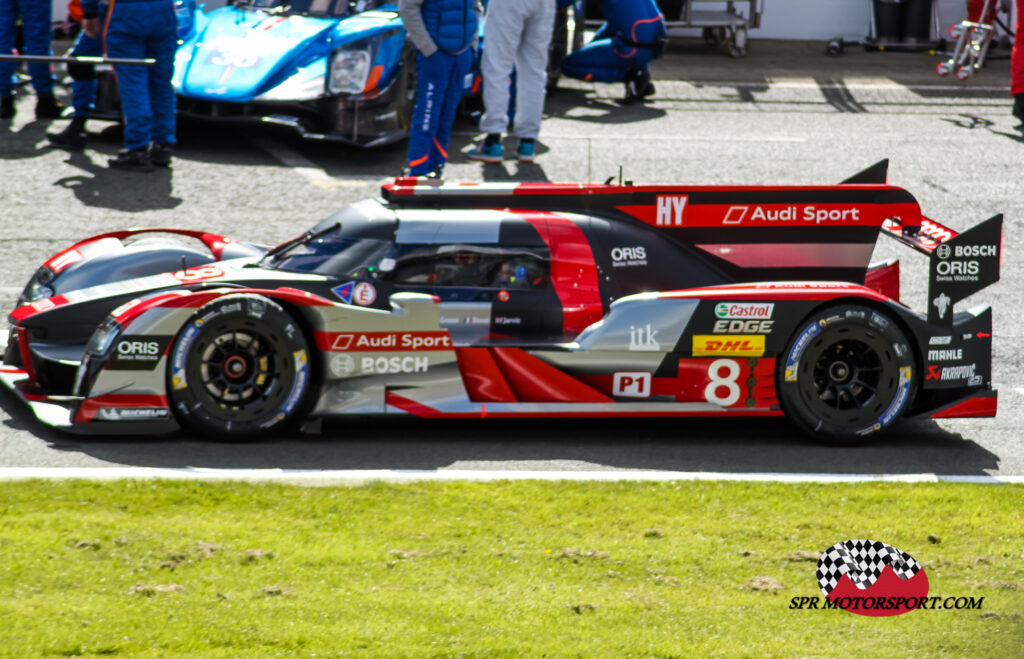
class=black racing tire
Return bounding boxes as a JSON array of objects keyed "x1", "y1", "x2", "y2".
[
  {"x1": 547, "y1": 6, "x2": 570, "y2": 91},
  {"x1": 776, "y1": 304, "x2": 916, "y2": 445},
  {"x1": 167, "y1": 295, "x2": 311, "y2": 440}
]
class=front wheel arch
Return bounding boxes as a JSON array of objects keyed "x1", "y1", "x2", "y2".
[{"x1": 166, "y1": 294, "x2": 314, "y2": 440}]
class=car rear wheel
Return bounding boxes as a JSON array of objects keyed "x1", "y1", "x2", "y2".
[
  {"x1": 777, "y1": 304, "x2": 916, "y2": 445},
  {"x1": 167, "y1": 295, "x2": 311, "y2": 440}
]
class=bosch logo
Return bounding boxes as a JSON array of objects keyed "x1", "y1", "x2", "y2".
[
  {"x1": 936, "y1": 244, "x2": 951, "y2": 259},
  {"x1": 953, "y1": 244, "x2": 996, "y2": 258}
]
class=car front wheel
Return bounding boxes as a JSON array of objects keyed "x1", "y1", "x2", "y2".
[{"x1": 167, "y1": 295, "x2": 311, "y2": 440}]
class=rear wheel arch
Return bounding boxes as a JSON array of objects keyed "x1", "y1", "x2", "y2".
[{"x1": 775, "y1": 298, "x2": 920, "y2": 445}]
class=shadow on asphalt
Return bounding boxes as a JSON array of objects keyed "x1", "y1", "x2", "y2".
[{"x1": 0, "y1": 386, "x2": 1001, "y2": 475}]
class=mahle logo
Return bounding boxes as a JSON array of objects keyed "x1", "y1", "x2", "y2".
[{"x1": 714, "y1": 302, "x2": 774, "y2": 320}]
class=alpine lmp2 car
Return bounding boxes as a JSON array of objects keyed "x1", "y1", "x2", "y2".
[{"x1": 0, "y1": 161, "x2": 1002, "y2": 444}]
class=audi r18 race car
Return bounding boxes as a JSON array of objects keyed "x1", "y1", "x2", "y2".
[{"x1": 0, "y1": 161, "x2": 1002, "y2": 444}]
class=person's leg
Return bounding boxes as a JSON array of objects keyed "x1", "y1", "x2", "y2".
[
  {"x1": 0, "y1": 0, "x2": 19, "y2": 114},
  {"x1": 70, "y1": 29, "x2": 101, "y2": 118},
  {"x1": 510, "y1": 0, "x2": 554, "y2": 140},
  {"x1": 147, "y1": 0, "x2": 178, "y2": 155},
  {"x1": 1013, "y1": 0, "x2": 1024, "y2": 120},
  {"x1": 106, "y1": 4, "x2": 153, "y2": 168},
  {"x1": 20, "y1": 0, "x2": 55, "y2": 96},
  {"x1": 560, "y1": 38, "x2": 630, "y2": 82},
  {"x1": 478, "y1": 0, "x2": 523, "y2": 137},
  {"x1": 407, "y1": 51, "x2": 446, "y2": 175},
  {"x1": 431, "y1": 49, "x2": 472, "y2": 173}
]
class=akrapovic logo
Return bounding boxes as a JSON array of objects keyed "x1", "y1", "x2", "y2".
[{"x1": 714, "y1": 302, "x2": 774, "y2": 320}]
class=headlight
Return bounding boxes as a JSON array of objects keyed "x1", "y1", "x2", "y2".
[
  {"x1": 329, "y1": 48, "x2": 371, "y2": 94},
  {"x1": 88, "y1": 316, "x2": 123, "y2": 357},
  {"x1": 74, "y1": 316, "x2": 124, "y2": 396},
  {"x1": 20, "y1": 267, "x2": 55, "y2": 304}
]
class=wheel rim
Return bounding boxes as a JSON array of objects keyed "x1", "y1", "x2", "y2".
[
  {"x1": 811, "y1": 338, "x2": 881, "y2": 412},
  {"x1": 797, "y1": 327, "x2": 899, "y2": 425},
  {"x1": 199, "y1": 329, "x2": 279, "y2": 408}
]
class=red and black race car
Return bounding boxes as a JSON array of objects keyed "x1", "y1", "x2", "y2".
[{"x1": 0, "y1": 161, "x2": 1001, "y2": 444}]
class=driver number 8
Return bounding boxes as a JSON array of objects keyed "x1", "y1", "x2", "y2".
[{"x1": 704, "y1": 358, "x2": 742, "y2": 407}]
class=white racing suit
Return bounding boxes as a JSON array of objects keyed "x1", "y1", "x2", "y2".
[{"x1": 479, "y1": 0, "x2": 555, "y2": 139}]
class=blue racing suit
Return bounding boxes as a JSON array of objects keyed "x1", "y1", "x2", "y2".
[
  {"x1": 560, "y1": 0, "x2": 665, "y2": 83},
  {"x1": 68, "y1": 7, "x2": 105, "y2": 118},
  {"x1": 0, "y1": 0, "x2": 55, "y2": 96},
  {"x1": 399, "y1": 0, "x2": 478, "y2": 175},
  {"x1": 82, "y1": 0, "x2": 177, "y2": 149}
]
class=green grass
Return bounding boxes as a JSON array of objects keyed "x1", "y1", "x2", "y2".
[{"x1": 0, "y1": 480, "x2": 1021, "y2": 658}]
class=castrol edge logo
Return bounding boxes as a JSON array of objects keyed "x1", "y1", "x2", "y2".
[{"x1": 714, "y1": 302, "x2": 774, "y2": 320}]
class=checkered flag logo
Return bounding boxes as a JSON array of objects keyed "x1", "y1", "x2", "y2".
[{"x1": 816, "y1": 539, "x2": 922, "y2": 596}]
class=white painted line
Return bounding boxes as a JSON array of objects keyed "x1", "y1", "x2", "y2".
[
  {"x1": 452, "y1": 132, "x2": 806, "y2": 142},
  {"x1": 255, "y1": 139, "x2": 386, "y2": 189},
  {"x1": 0, "y1": 468, "x2": 1019, "y2": 485},
  {"x1": 693, "y1": 81, "x2": 1011, "y2": 92}
]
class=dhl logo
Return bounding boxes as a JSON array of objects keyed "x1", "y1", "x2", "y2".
[{"x1": 692, "y1": 334, "x2": 765, "y2": 357}]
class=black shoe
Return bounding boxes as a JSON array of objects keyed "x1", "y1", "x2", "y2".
[
  {"x1": 35, "y1": 94, "x2": 63, "y2": 119},
  {"x1": 1013, "y1": 94, "x2": 1024, "y2": 122},
  {"x1": 424, "y1": 164, "x2": 444, "y2": 179},
  {"x1": 47, "y1": 117, "x2": 88, "y2": 151},
  {"x1": 150, "y1": 142, "x2": 173, "y2": 167},
  {"x1": 0, "y1": 95, "x2": 14, "y2": 119},
  {"x1": 622, "y1": 69, "x2": 653, "y2": 104},
  {"x1": 108, "y1": 148, "x2": 154, "y2": 172}
]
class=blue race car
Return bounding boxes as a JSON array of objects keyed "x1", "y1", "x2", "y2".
[
  {"x1": 88, "y1": 1, "x2": 435, "y2": 147},
  {"x1": 173, "y1": 0, "x2": 423, "y2": 147}
]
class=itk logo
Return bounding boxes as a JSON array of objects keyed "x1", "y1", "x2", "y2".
[
  {"x1": 656, "y1": 195, "x2": 687, "y2": 226},
  {"x1": 628, "y1": 324, "x2": 660, "y2": 351},
  {"x1": 815, "y1": 539, "x2": 928, "y2": 617},
  {"x1": 612, "y1": 372, "x2": 651, "y2": 398}
]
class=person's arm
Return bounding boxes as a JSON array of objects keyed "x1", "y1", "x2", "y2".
[
  {"x1": 399, "y1": 0, "x2": 438, "y2": 57},
  {"x1": 472, "y1": 0, "x2": 483, "y2": 50}
]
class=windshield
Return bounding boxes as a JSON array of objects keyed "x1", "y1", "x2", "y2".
[
  {"x1": 268, "y1": 232, "x2": 394, "y2": 279},
  {"x1": 238, "y1": 0, "x2": 375, "y2": 18}
]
